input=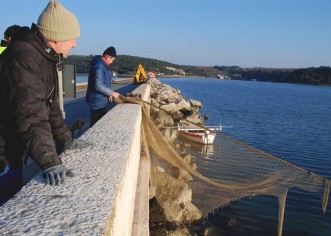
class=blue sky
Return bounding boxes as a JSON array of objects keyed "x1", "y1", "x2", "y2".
[{"x1": 1, "y1": 0, "x2": 330, "y2": 68}]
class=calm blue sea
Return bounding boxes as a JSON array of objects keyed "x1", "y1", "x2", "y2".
[
  {"x1": 76, "y1": 73, "x2": 89, "y2": 83},
  {"x1": 159, "y1": 78, "x2": 331, "y2": 236}
]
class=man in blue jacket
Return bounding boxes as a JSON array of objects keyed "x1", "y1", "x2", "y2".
[{"x1": 86, "y1": 47, "x2": 120, "y2": 127}]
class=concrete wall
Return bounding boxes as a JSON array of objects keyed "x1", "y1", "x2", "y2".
[{"x1": 0, "y1": 83, "x2": 151, "y2": 236}]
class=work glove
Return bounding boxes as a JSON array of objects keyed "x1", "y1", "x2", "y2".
[
  {"x1": 43, "y1": 164, "x2": 74, "y2": 186},
  {"x1": 66, "y1": 139, "x2": 93, "y2": 150}
]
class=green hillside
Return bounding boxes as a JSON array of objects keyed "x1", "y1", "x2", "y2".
[{"x1": 64, "y1": 55, "x2": 331, "y2": 86}]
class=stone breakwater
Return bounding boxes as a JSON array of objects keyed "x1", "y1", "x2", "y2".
[
  {"x1": 150, "y1": 79, "x2": 203, "y2": 128},
  {"x1": 149, "y1": 79, "x2": 206, "y2": 235}
]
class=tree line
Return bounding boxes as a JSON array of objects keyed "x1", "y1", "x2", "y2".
[
  {"x1": 64, "y1": 55, "x2": 180, "y2": 75},
  {"x1": 214, "y1": 66, "x2": 331, "y2": 85},
  {"x1": 64, "y1": 55, "x2": 331, "y2": 86}
]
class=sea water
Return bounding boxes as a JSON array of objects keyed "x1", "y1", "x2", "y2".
[
  {"x1": 159, "y1": 78, "x2": 331, "y2": 236},
  {"x1": 76, "y1": 73, "x2": 89, "y2": 83}
]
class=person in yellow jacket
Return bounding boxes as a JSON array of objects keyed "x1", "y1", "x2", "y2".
[
  {"x1": 0, "y1": 25, "x2": 21, "y2": 54},
  {"x1": 0, "y1": 45, "x2": 5, "y2": 54}
]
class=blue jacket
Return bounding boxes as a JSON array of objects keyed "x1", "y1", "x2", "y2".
[{"x1": 85, "y1": 56, "x2": 114, "y2": 110}]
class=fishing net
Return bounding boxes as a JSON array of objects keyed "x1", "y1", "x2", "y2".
[{"x1": 116, "y1": 95, "x2": 330, "y2": 236}]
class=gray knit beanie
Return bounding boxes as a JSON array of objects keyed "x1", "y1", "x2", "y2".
[{"x1": 37, "y1": 0, "x2": 80, "y2": 41}]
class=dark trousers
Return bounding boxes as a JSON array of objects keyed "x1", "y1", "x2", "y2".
[
  {"x1": 0, "y1": 168, "x2": 23, "y2": 206},
  {"x1": 90, "y1": 108, "x2": 108, "y2": 127}
]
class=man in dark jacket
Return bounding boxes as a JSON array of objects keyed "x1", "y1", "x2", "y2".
[
  {"x1": 0, "y1": 25, "x2": 21, "y2": 54},
  {"x1": 0, "y1": 0, "x2": 90, "y2": 205}
]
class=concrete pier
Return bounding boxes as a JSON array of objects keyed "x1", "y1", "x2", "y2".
[{"x1": 0, "y1": 84, "x2": 151, "y2": 235}]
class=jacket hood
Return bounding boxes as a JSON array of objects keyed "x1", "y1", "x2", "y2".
[{"x1": 9, "y1": 23, "x2": 62, "y2": 64}]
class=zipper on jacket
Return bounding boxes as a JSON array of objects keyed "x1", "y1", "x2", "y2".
[{"x1": 47, "y1": 86, "x2": 54, "y2": 103}]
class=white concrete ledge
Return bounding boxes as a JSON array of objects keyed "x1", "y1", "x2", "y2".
[
  {"x1": 0, "y1": 84, "x2": 151, "y2": 236},
  {"x1": 131, "y1": 83, "x2": 150, "y2": 236}
]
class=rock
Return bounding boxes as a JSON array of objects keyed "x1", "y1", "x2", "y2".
[
  {"x1": 185, "y1": 113, "x2": 203, "y2": 125},
  {"x1": 179, "y1": 108, "x2": 193, "y2": 117},
  {"x1": 168, "y1": 227, "x2": 190, "y2": 236},
  {"x1": 163, "y1": 128, "x2": 178, "y2": 143},
  {"x1": 150, "y1": 168, "x2": 202, "y2": 223},
  {"x1": 189, "y1": 99, "x2": 202, "y2": 108},
  {"x1": 163, "y1": 129, "x2": 172, "y2": 143},
  {"x1": 154, "y1": 110, "x2": 174, "y2": 127},
  {"x1": 160, "y1": 103, "x2": 178, "y2": 113},
  {"x1": 150, "y1": 197, "x2": 168, "y2": 223},
  {"x1": 176, "y1": 100, "x2": 191, "y2": 111},
  {"x1": 170, "y1": 129, "x2": 178, "y2": 142}
]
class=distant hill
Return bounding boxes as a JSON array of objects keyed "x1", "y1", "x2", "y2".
[
  {"x1": 214, "y1": 66, "x2": 331, "y2": 85},
  {"x1": 64, "y1": 55, "x2": 331, "y2": 86},
  {"x1": 65, "y1": 55, "x2": 184, "y2": 75}
]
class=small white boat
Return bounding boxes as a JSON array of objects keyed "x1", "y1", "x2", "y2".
[{"x1": 177, "y1": 121, "x2": 222, "y2": 145}]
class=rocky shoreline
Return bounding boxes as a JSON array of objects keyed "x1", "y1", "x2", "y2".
[
  {"x1": 150, "y1": 79, "x2": 204, "y2": 129},
  {"x1": 149, "y1": 79, "x2": 207, "y2": 236}
]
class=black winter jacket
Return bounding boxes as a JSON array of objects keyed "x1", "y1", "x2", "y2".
[{"x1": 0, "y1": 24, "x2": 72, "y2": 172}]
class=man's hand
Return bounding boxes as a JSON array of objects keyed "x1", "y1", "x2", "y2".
[
  {"x1": 112, "y1": 92, "x2": 120, "y2": 99},
  {"x1": 109, "y1": 92, "x2": 120, "y2": 102},
  {"x1": 43, "y1": 164, "x2": 74, "y2": 186}
]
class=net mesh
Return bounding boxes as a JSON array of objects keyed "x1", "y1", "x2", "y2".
[{"x1": 116, "y1": 94, "x2": 330, "y2": 236}]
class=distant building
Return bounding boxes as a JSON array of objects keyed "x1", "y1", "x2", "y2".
[
  {"x1": 166, "y1": 66, "x2": 186, "y2": 75},
  {"x1": 217, "y1": 74, "x2": 230, "y2": 79}
]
